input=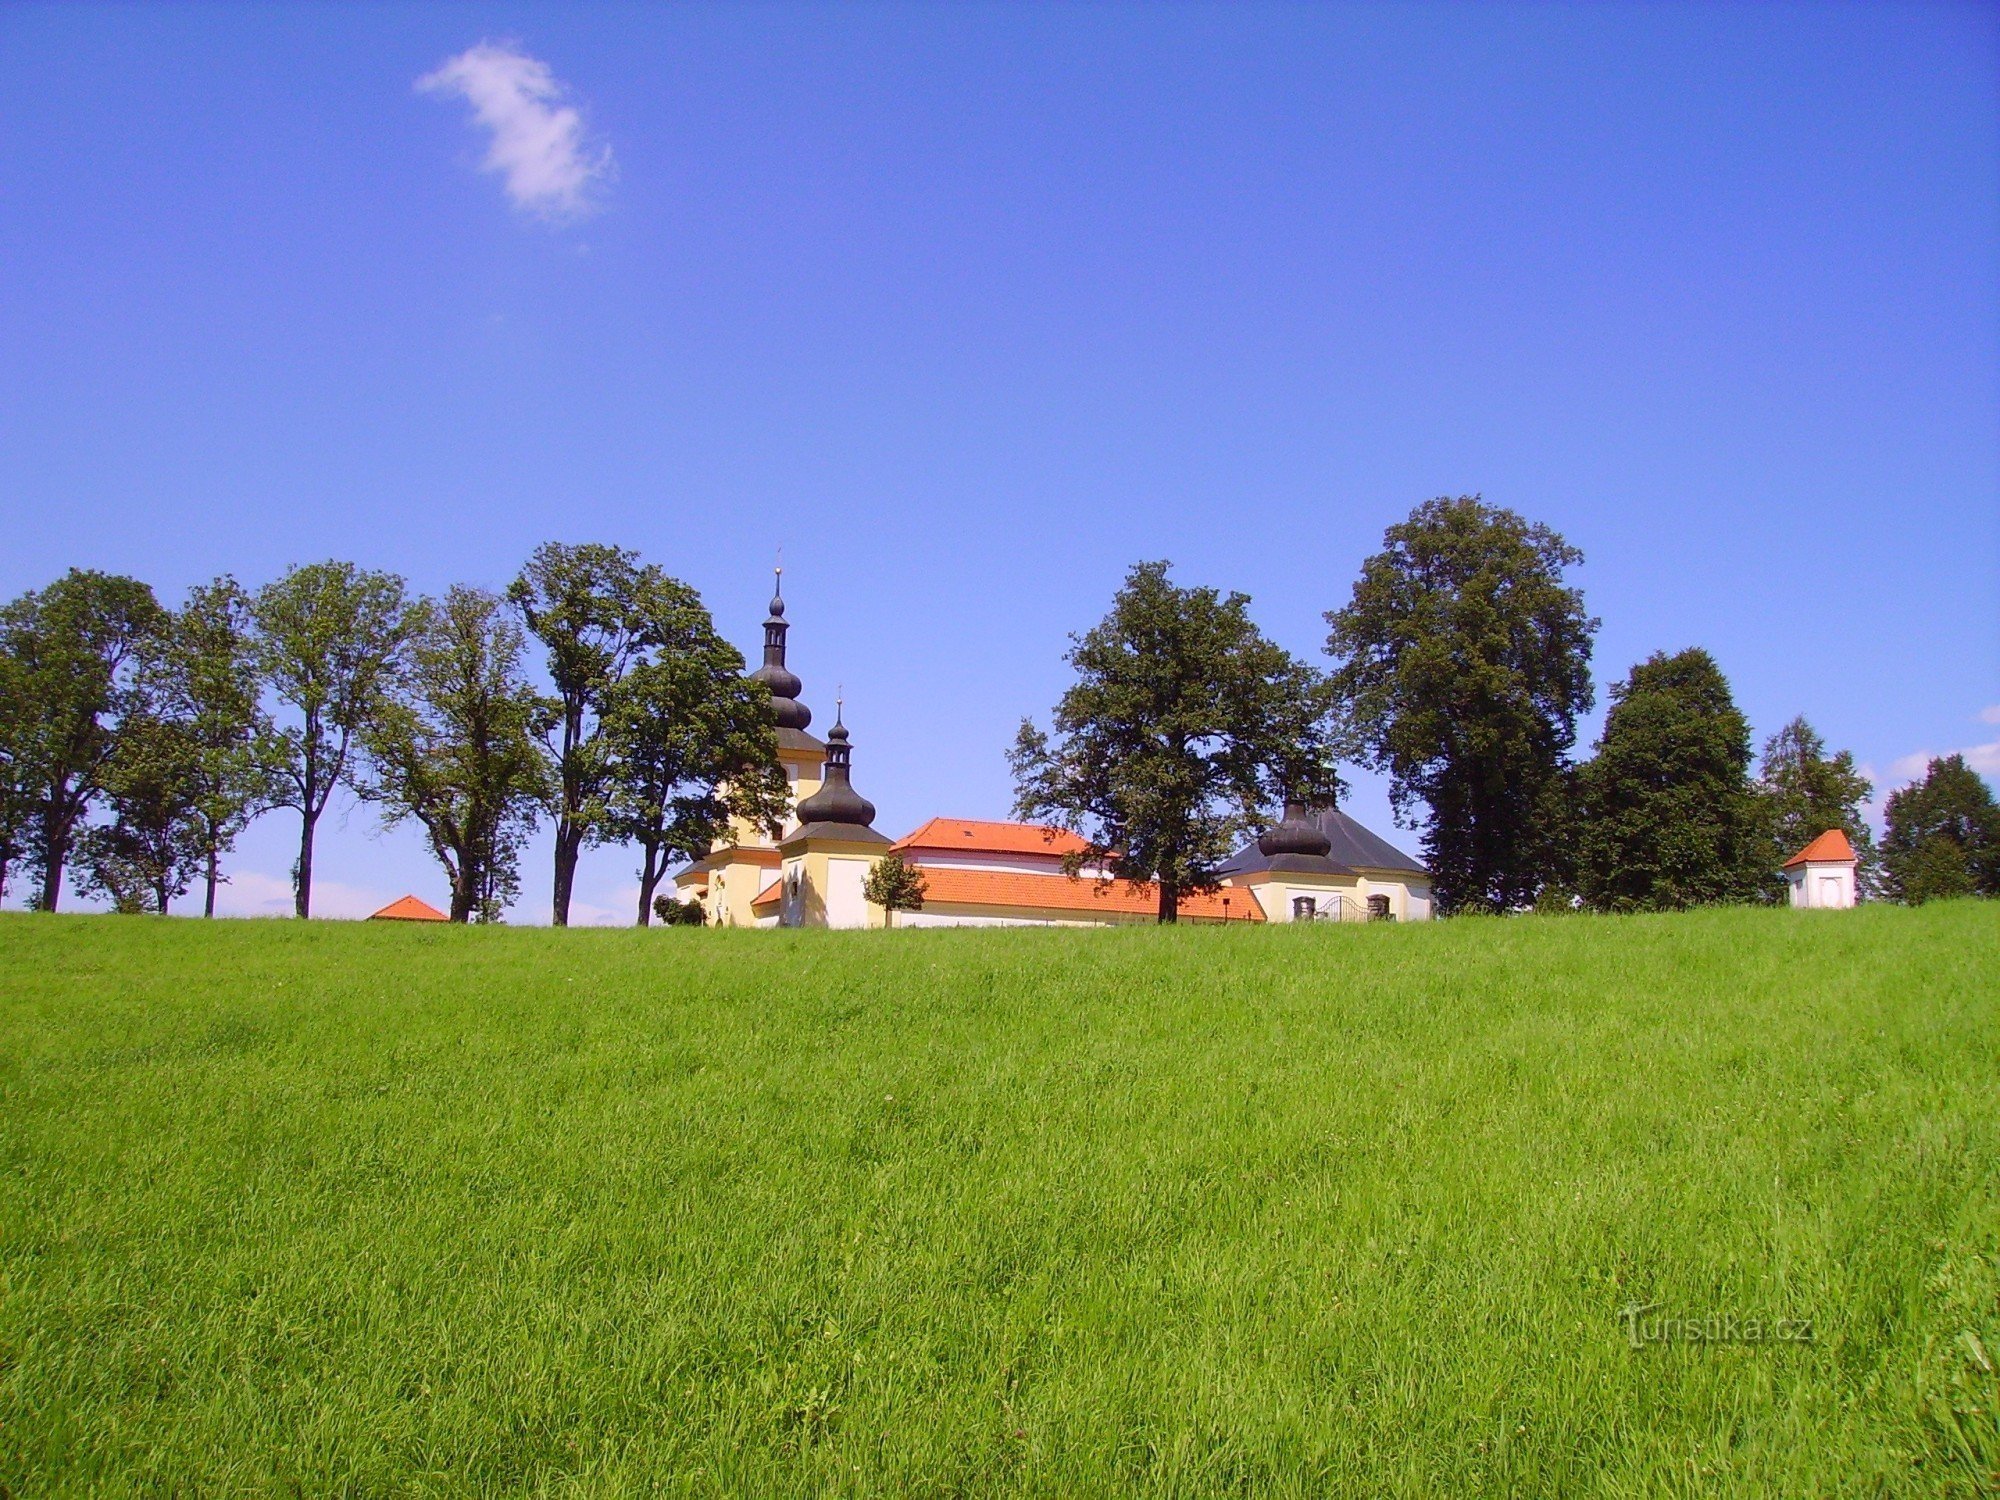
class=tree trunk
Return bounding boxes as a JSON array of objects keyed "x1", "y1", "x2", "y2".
[
  {"x1": 0, "y1": 843, "x2": 11, "y2": 908},
  {"x1": 448, "y1": 872, "x2": 475, "y2": 924},
  {"x1": 39, "y1": 807, "x2": 67, "y2": 912},
  {"x1": 153, "y1": 877, "x2": 170, "y2": 916},
  {"x1": 551, "y1": 822, "x2": 580, "y2": 927},
  {"x1": 204, "y1": 845, "x2": 219, "y2": 918},
  {"x1": 294, "y1": 809, "x2": 316, "y2": 918},
  {"x1": 635, "y1": 842, "x2": 661, "y2": 926},
  {"x1": 1156, "y1": 873, "x2": 1178, "y2": 925}
]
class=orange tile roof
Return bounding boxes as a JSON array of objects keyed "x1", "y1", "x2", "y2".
[
  {"x1": 1783, "y1": 828, "x2": 1857, "y2": 868},
  {"x1": 751, "y1": 878, "x2": 784, "y2": 912},
  {"x1": 369, "y1": 894, "x2": 448, "y2": 922},
  {"x1": 915, "y1": 866, "x2": 1262, "y2": 921},
  {"x1": 893, "y1": 817, "x2": 1092, "y2": 857}
]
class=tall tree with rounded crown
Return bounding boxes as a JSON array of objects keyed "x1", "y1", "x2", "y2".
[
  {"x1": 1575, "y1": 648, "x2": 1767, "y2": 912},
  {"x1": 1325, "y1": 496, "x2": 1597, "y2": 914},
  {"x1": 360, "y1": 586, "x2": 549, "y2": 923},
  {"x1": 1012, "y1": 560, "x2": 1338, "y2": 924},
  {"x1": 251, "y1": 562, "x2": 412, "y2": 918},
  {"x1": 599, "y1": 572, "x2": 789, "y2": 926},
  {"x1": 0, "y1": 570, "x2": 166, "y2": 911},
  {"x1": 508, "y1": 543, "x2": 651, "y2": 927},
  {"x1": 1880, "y1": 754, "x2": 2000, "y2": 903}
]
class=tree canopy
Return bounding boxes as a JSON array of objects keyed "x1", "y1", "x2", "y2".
[
  {"x1": 1012, "y1": 560, "x2": 1337, "y2": 923},
  {"x1": 252, "y1": 562, "x2": 412, "y2": 918},
  {"x1": 862, "y1": 853, "x2": 928, "y2": 928},
  {"x1": 598, "y1": 574, "x2": 789, "y2": 926},
  {"x1": 0, "y1": 570, "x2": 166, "y2": 910},
  {"x1": 508, "y1": 543, "x2": 651, "y2": 927},
  {"x1": 360, "y1": 587, "x2": 548, "y2": 923},
  {"x1": 1325, "y1": 496, "x2": 1596, "y2": 914},
  {"x1": 1880, "y1": 754, "x2": 2000, "y2": 903},
  {"x1": 1575, "y1": 648, "x2": 1767, "y2": 912}
]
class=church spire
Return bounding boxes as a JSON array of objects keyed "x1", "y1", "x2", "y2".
[{"x1": 748, "y1": 564, "x2": 812, "y2": 731}]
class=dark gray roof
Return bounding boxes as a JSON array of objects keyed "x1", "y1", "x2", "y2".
[
  {"x1": 779, "y1": 822, "x2": 892, "y2": 848},
  {"x1": 777, "y1": 726, "x2": 826, "y2": 755},
  {"x1": 1218, "y1": 806, "x2": 1427, "y2": 878}
]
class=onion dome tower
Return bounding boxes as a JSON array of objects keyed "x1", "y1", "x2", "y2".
[
  {"x1": 749, "y1": 570, "x2": 812, "y2": 732},
  {"x1": 778, "y1": 697, "x2": 891, "y2": 928},
  {"x1": 1256, "y1": 800, "x2": 1341, "y2": 875},
  {"x1": 790, "y1": 701, "x2": 887, "y2": 842}
]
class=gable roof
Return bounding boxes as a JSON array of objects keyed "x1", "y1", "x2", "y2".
[
  {"x1": 1783, "y1": 828, "x2": 1857, "y2": 868},
  {"x1": 369, "y1": 894, "x2": 448, "y2": 922},
  {"x1": 892, "y1": 817, "x2": 1091, "y2": 858},
  {"x1": 915, "y1": 867, "x2": 1262, "y2": 921},
  {"x1": 1217, "y1": 806, "x2": 1426, "y2": 878}
]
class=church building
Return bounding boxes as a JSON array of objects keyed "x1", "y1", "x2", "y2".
[{"x1": 672, "y1": 577, "x2": 1433, "y2": 928}]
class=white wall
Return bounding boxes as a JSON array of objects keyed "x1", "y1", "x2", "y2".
[
  {"x1": 780, "y1": 858, "x2": 804, "y2": 927},
  {"x1": 902, "y1": 850, "x2": 1110, "y2": 878},
  {"x1": 825, "y1": 857, "x2": 872, "y2": 929},
  {"x1": 1787, "y1": 861, "x2": 1856, "y2": 910}
]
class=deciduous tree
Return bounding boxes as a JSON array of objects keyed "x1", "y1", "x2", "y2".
[
  {"x1": 81, "y1": 711, "x2": 206, "y2": 913},
  {"x1": 508, "y1": 543, "x2": 652, "y2": 927},
  {"x1": 1012, "y1": 560, "x2": 1338, "y2": 924},
  {"x1": 1756, "y1": 716, "x2": 1876, "y2": 900},
  {"x1": 600, "y1": 575, "x2": 789, "y2": 927},
  {"x1": 252, "y1": 562, "x2": 411, "y2": 918},
  {"x1": 149, "y1": 579, "x2": 282, "y2": 916},
  {"x1": 1325, "y1": 497, "x2": 1597, "y2": 914},
  {"x1": 1880, "y1": 754, "x2": 1999, "y2": 903},
  {"x1": 862, "y1": 852, "x2": 928, "y2": 929},
  {"x1": 1575, "y1": 648, "x2": 1766, "y2": 911},
  {"x1": 360, "y1": 586, "x2": 547, "y2": 923},
  {"x1": 0, "y1": 570, "x2": 165, "y2": 910}
]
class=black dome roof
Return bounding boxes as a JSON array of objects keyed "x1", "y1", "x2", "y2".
[
  {"x1": 750, "y1": 571, "x2": 811, "y2": 731},
  {"x1": 792, "y1": 717, "x2": 877, "y2": 828},
  {"x1": 1258, "y1": 801, "x2": 1334, "y2": 859}
]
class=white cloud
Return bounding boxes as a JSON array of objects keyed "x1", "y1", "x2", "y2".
[
  {"x1": 1979, "y1": 705, "x2": 2000, "y2": 726},
  {"x1": 1882, "y1": 743, "x2": 2000, "y2": 788},
  {"x1": 418, "y1": 41, "x2": 611, "y2": 219}
]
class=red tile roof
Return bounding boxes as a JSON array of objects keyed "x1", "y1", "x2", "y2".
[
  {"x1": 893, "y1": 817, "x2": 1092, "y2": 857},
  {"x1": 369, "y1": 894, "x2": 448, "y2": 922},
  {"x1": 1783, "y1": 828, "x2": 1858, "y2": 868},
  {"x1": 915, "y1": 866, "x2": 1262, "y2": 921},
  {"x1": 751, "y1": 878, "x2": 783, "y2": 912}
]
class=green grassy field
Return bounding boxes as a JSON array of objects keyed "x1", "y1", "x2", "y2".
[{"x1": 0, "y1": 906, "x2": 1994, "y2": 1497}]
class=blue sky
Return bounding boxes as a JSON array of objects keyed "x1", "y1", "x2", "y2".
[{"x1": 2, "y1": 2, "x2": 1995, "y2": 921}]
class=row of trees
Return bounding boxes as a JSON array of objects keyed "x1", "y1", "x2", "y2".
[
  {"x1": 0, "y1": 546, "x2": 788, "y2": 923},
  {"x1": 1013, "y1": 497, "x2": 1997, "y2": 918},
  {"x1": 8, "y1": 503, "x2": 1992, "y2": 927}
]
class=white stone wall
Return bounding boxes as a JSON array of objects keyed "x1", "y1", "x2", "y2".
[
  {"x1": 1787, "y1": 861, "x2": 1856, "y2": 909},
  {"x1": 901, "y1": 849, "x2": 1110, "y2": 879},
  {"x1": 825, "y1": 856, "x2": 873, "y2": 929}
]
